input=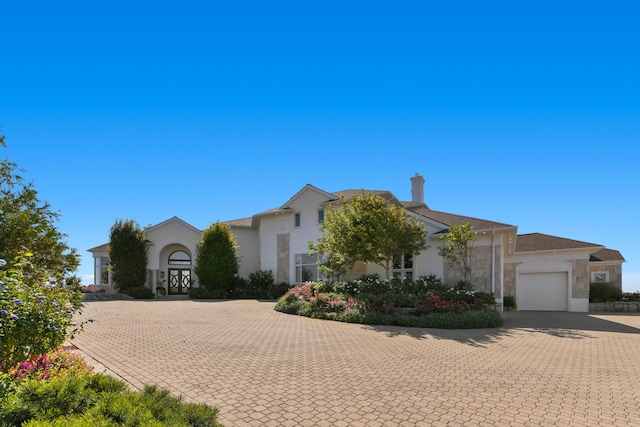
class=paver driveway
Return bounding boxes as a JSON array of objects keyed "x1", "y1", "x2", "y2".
[{"x1": 71, "y1": 299, "x2": 640, "y2": 426}]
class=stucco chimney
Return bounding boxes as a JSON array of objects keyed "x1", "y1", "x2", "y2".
[{"x1": 410, "y1": 173, "x2": 425, "y2": 204}]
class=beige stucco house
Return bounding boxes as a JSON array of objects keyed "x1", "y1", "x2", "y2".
[{"x1": 88, "y1": 174, "x2": 625, "y2": 312}]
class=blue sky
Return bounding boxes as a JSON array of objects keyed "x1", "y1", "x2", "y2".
[{"x1": 1, "y1": 1, "x2": 639, "y2": 291}]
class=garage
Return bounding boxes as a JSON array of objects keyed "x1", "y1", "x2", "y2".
[{"x1": 517, "y1": 272, "x2": 568, "y2": 311}]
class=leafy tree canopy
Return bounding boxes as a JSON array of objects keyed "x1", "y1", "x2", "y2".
[
  {"x1": 438, "y1": 222, "x2": 477, "y2": 285},
  {"x1": 108, "y1": 219, "x2": 148, "y2": 292},
  {"x1": 310, "y1": 192, "x2": 428, "y2": 280},
  {"x1": 194, "y1": 221, "x2": 239, "y2": 290},
  {"x1": 0, "y1": 137, "x2": 79, "y2": 282}
]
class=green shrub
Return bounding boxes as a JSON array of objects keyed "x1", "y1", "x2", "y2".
[
  {"x1": 503, "y1": 295, "x2": 516, "y2": 309},
  {"x1": 589, "y1": 282, "x2": 622, "y2": 302},
  {"x1": 0, "y1": 254, "x2": 84, "y2": 368},
  {"x1": 195, "y1": 222, "x2": 239, "y2": 291},
  {"x1": 622, "y1": 292, "x2": 640, "y2": 302},
  {"x1": 248, "y1": 270, "x2": 274, "y2": 290},
  {"x1": 336, "y1": 308, "x2": 365, "y2": 324},
  {"x1": 270, "y1": 283, "x2": 291, "y2": 299},
  {"x1": 108, "y1": 220, "x2": 148, "y2": 294},
  {"x1": 0, "y1": 373, "x2": 222, "y2": 427},
  {"x1": 124, "y1": 287, "x2": 154, "y2": 299},
  {"x1": 188, "y1": 287, "x2": 227, "y2": 299},
  {"x1": 6, "y1": 349, "x2": 94, "y2": 382}
]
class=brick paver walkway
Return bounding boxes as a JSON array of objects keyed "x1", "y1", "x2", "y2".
[{"x1": 71, "y1": 300, "x2": 640, "y2": 426}]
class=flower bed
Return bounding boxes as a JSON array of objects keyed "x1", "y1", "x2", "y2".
[{"x1": 274, "y1": 279, "x2": 503, "y2": 329}]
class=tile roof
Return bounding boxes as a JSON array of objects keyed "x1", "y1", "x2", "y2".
[
  {"x1": 515, "y1": 233, "x2": 602, "y2": 252},
  {"x1": 224, "y1": 217, "x2": 253, "y2": 227},
  {"x1": 590, "y1": 248, "x2": 626, "y2": 262},
  {"x1": 407, "y1": 205, "x2": 514, "y2": 231}
]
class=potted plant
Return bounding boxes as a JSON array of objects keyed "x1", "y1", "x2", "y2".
[{"x1": 156, "y1": 281, "x2": 167, "y2": 297}]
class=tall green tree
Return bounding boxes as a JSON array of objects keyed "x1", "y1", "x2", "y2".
[
  {"x1": 310, "y1": 192, "x2": 428, "y2": 280},
  {"x1": 1, "y1": 135, "x2": 83, "y2": 366},
  {"x1": 0, "y1": 137, "x2": 79, "y2": 281},
  {"x1": 194, "y1": 221, "x2": 239, "y2": 290},
  {"x1": 438, "y1": 222, "x2": 477, "y2": 286},
  {"x1": 108, "y1": 219, "x2": 148, "y2": 293}
]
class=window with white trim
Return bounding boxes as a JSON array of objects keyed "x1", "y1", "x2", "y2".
[
  {"x1": 591, "y1": 271, "x2": 609, "y2": 283},
  {"x1": 96, "y1": 257, "x2": 109, "y2": 285},
  {"x1": 295, "y1": 253, "x2": 319, "y2": 282},
  {"x1": 392, "y1": 253, "x2": 413, "y2": 281}
]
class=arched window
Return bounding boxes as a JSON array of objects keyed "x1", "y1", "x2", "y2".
[{"x1": 168, "y1": 250, "x2": 191, "y2": 265}]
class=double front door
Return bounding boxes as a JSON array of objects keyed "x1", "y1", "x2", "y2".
[{"x1": 168, "y1": 269, "x2": 191, "y2": 295}]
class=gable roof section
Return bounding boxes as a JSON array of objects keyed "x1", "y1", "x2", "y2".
[
  {"x1": 590, "y1": 248, "x2": 626, "y2": 262},
  {"x1": 332, "y1": 189, "x2": 404, "y2": 206},
  {"x1": 144, "y1": 216, "x2": 201, "y2": 234},
  {"x1": 515, "y1": 233, "x2": 603, "y2": 253},
  {"x1": 87, "y1": 243, "x2": 109, "y2": 253},
  {"x1": 224, "y1": 217, "x2": 253, "y2": 227},
  {"x1": 280, "y1": 184, "x2": 339, "y2": 209},
  {"x1": 407, "y1": 206, "x2": 514, "y2": 232}
]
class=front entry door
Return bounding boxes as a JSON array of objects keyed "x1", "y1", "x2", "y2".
[{"x1": 168, "y1": 269, "x2": 191, "y2": 295}]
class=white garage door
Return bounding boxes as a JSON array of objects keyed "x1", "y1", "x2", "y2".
[{"x1": 518, "y1": 272, "x2": 568, "y2": 311}]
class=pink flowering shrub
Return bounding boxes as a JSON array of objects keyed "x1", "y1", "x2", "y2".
[
  {"x1": 7, "y1": 348, "x2": 94, "y2": 382},
  {"x1": 276, "y1": 279, "x2": 502, "y2": 328},
  {"x1": 285, "y1": 283, "x2": 370, "y2": 314}
]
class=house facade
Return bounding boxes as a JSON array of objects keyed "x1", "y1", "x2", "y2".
[{"x1": 88, "y1": 174, "x2": 625, "y2": 312}]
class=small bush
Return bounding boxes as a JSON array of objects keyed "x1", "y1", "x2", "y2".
[
  {"x1": 270, "y1": 283, "x2": 291, "y2": 299},
  {"x1": 274, "y1": 295, "x2": 305, "y2": 314},
  {"x1": 188, "y1": 287, "x2": 227, "y2": 299},
  {"x1": 124, "y1": 287, "x2": 154, "y2": 299},
  {"x1": 248, "y1": 270, "x2": 274, "y2": 290},
  {"x1": 7, "y1": 349, "x2": 94, "y2": 382},
  {"x1": 80, "y1": 285, "x2": 105, "y2": 294},
  {"x1": 590, "y1": 282, "x2": 622, "y2": 302},
  {"x1": 622, "y1": 292, "x2": 640, "y2": 302},
  {"x1": 503, "y1": 295, "x2": 516, "y2": 309}
]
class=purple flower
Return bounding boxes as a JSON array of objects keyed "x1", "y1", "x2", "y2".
[
  {"x1": 13, "y1": 299, "x2": 24, "y2": 305},
  {"x1": 0, "y1": 309, "x2": 8, "y2": 315},
  {"x1": 51, "y1": 326, "x2": 61, "y2": 332},
  {"x1": 0, "y1": 286, "x2": 8, "y2": 291},
  {"x1": 10, "y1": 314, "x2": 19, "y2": 320},
  {"x1": 0, "y1": 259, "x2": 6, "y2": 266}
]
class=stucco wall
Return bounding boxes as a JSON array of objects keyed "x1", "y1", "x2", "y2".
[{"x1": 232, "y1": 226, "x2": 259, "y2": 279}]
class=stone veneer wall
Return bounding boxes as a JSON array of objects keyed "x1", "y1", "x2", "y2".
[
  {"x1": 570, "y1": 258, "x2": 590, "y2": 299},
  {"x1": 443, "y1": 244, "x2": 502, "y2": 298},
  {"x1": 589, "y1": 302, "x2": 640, "y2": 312},
  {"x1": 276, "y1": 234, "x2": 290, "y2": 284},
  {"x1": 589, "y1": 264, "x2": 623, "y2": 289},
  {"x1": 503, "y1": 262, "x2": 516, "y2": 299}
]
